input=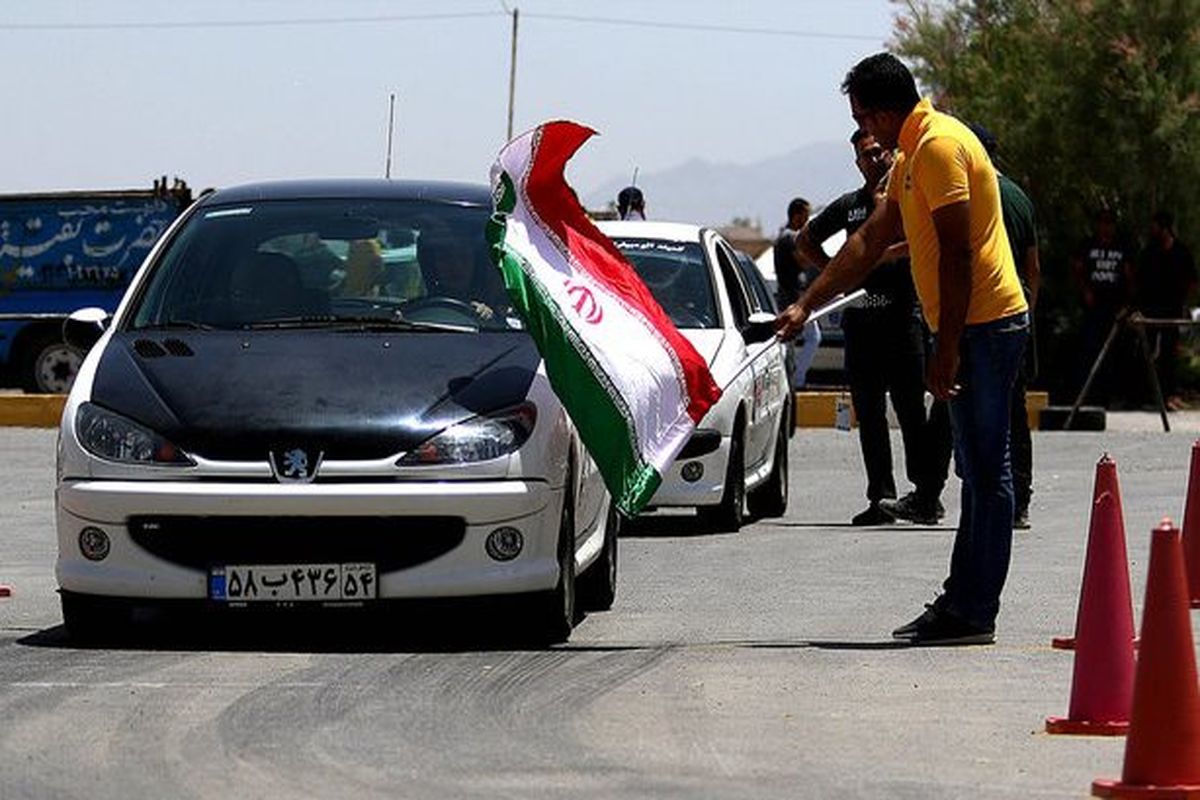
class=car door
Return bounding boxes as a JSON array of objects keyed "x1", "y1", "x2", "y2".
[
  {"x1": 711, "y1": 239, "x2": 773, "y2": 476},
  {"x1": 733, "y1": 247, "x2": 790, "y2": 439}
]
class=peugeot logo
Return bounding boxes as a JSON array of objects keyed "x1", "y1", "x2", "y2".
[{"x1": 270, "y1": 448, "x2": 323, "y2": 483}]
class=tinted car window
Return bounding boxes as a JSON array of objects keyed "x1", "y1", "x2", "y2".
[
  {"x1": 129, "y1": 200, "x2": 520, "y2": 331},
  {"x1": 714, "y1": 243, "x2": 751, "y2": 329},
  {"x1": 733, "y1": 249, "x2": 777, "y2": 313},
  {"x1": 610, "y1": 238, "x2": 719, "y2": 329}
]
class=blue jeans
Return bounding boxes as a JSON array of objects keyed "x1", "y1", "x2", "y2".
[{"x1": 941, "y1": 312, "x2": 1029, "y2": 629}]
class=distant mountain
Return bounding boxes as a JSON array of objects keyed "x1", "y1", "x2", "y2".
[{"x1": 584, "y1": 140, "x2": 860, "y2": 230}]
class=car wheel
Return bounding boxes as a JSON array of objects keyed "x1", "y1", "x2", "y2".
[
  {"x1": 748, "y1": 417, "x2": 789, "y2": 519},
  {"x1": 21, "y1": 330, "x2": 82, "y2": 394},
  {"x1": 60, "y1": 591, "x2": 130, "y2": 644},
  {"x1": 699, "y1": 430, "x2": 745, "y2": 532},
  {"x1": 577, "y1": 504, "x2": 619, "y2": 612},
  {"x1": 523, "y1": 484, "x2": 577, "y2": 644}
]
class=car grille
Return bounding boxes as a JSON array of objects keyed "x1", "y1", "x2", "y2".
[{"x1": 128, "y1": 515, "x2": 466, "y2": 573}]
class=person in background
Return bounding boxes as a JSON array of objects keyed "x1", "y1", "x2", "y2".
[
  {"x1": 775, "y1": 197, "x2": 821, "y2": 388},
  {"x1": 961, "y1": 123, "x2": 1040, "y2": 529},
  {"x1": 1071, "y1": 209, "x2": 1135, "y2": 407},
  {"x1": 1136, "y1": 210, "x2": 1198, "y2": 410},
  {"x1": 617, "y1": 186, "x2": 646, "y2": 221},
  {"x1": 776, "y1": 53, "x2": 1028, "y2": 646},
  {"x1": 798, "y1": 131, "x2": 943, "y2": 526}
]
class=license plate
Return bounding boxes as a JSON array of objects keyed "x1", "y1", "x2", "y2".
[{"x1": 210, "y1": 563, "x2": 376, "y2": 602}]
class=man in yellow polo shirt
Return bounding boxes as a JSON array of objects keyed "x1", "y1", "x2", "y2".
[{"x1": 776, "y1": 53, "x2": 1029, "y2": 645}]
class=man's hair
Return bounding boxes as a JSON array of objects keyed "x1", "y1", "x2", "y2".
[
  {"x1": 617, "y1": 185, "x2": 644, "y2": 214},
  {"x1": 850, "y1": 128, "x2": 870, "y2": 147},
  {"x1": 1153, "y1": 210, "x2": 1175, "y2": 232},
  {"x1": 787, "y1": 197, "x2": 810, "y2": 218},
  {"x1": 841, "y1": 53, "x2": 920, "y2": 114}
]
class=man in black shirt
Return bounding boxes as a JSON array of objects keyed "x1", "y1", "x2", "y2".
[
  {"x1": 775, "y1": 197, "x2": 820, "y2": 387},
  {"x1": 1137, "y1": 211, "x2": 1197, "y2": 409},
  {"x1": 797, "y1": 130, "x2": 945, "y2": 525}
]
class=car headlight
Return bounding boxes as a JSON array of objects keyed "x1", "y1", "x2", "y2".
[
  {"x1": 75, "y1": 402, "x2": 194, "y2": 466},
  {"x1": 398, "y1": 403, "x2": 536, "y2": 465}
]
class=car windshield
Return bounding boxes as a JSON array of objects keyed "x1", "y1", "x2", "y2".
[
  {"x1": 610, "y1": 238, "x2": 718, "y2": 329},
  {"x1": 128, "y1": 199, "x2": 522, "y2": 332}
]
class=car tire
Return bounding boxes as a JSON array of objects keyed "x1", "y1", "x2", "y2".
[
  {"x1": 748, "y1": 417, "x2": 789, "y2": 519},
  {"x1": 699, "y1": 430, "x2": 745, "y2": 533},
  {"x1": 20, "y1": 330, "x2": 82, "y2": 394},
  {"x1": 60, "y1": 591, "x2": 130, "y2": 644},
  {"x1": 577, "y1": 504, "x2": 619, "y2": 612},
  {"x1": 522, "y1": 484, "x2": 577, "y2": 644}
]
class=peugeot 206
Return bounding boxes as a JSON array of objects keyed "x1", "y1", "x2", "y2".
[
  {"x1": 56, "y1": 180, "x2": 619, "y2": 643},
  {"x1": 596, "y1": 221, "x2": 792, "y2": 532}
]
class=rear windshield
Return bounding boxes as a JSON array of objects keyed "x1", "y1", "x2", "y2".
[
  {"x1": 128, "y1": 199, "x2": 521, "y2": 331},
  {"x1": 610, "y1": 238, "x2": 718, "y2": 329}
]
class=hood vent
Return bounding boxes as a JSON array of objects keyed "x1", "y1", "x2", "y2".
[
  {"x1": 162, "y1": 338, "x2": 195, "y2": 357},
  {"x1": 132, "y1": 339, "x2": 167, "y2": 358}
]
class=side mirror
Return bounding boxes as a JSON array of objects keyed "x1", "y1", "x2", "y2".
[
  {"x1": 742, "y1": 311, "x2": 777, "y2": 345},
  {"x1": 63, "y1": 307, "x2": 110, "y2": 352}
]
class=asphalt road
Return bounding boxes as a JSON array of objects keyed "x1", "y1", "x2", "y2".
[{"x1": 2, "y1": 420, "x2": 1200, "y2": 799}]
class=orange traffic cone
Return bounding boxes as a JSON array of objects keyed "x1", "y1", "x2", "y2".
[
  {"x1": 1047, "y1": 490, "x2": 1135, "y2": 735},
  {"x1": 1054, "y1": 454, "x2": 1134, "y2": 652},
  {"x1": 1181, "y1": 441, "x2": 1200, "y2": 608},
  {"x1": 1093, "y1": 520, "x2": 1200, "y2": 798}
]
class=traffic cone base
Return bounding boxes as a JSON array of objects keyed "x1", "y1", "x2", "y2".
[
  {"x1": 1093, "y1": 777, "x2": 1200, "y2": 798},
  {"x1": 1053, "y1": 636, "x2": 1076, "y2": 649},
  {"x1": 1047, "y1": 716, "x2": 1129, "y2": 736},
  {"x1": 0, "y1": 585, "x2": 10, "y2": 598}
]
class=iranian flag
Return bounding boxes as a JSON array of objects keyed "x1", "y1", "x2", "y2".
[{"x1": 487, "y1": 120, "x2": 722, "y2": 516}]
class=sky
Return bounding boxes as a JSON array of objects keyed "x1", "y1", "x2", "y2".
[{"x1": 2, "y1": 0, "x2": 900, "y2": 198}]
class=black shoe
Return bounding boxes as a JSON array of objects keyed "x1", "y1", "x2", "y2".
[
  {"x1": 878, "y1": 491, "x2": 942, "y2": 525},
  {"x1": 899, "y1": 605, "x2": 995, "y2": 646},
  {"x1": 892, "y1": 601, "x2": 942, "y2": 639},
  {"x1": 1014, "y1": 507, "x2": 1030, "y2": 530},
  {"x1": 851, "y1": 504, "x2": 895, "y2": 526}
]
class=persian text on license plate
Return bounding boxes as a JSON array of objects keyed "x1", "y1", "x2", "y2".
[{"x1": 210, "y1": 563, "x2": 376, "y2": 602}]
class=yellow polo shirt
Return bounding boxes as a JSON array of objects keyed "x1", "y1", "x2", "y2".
[{"x1": 886, "y1": 99, "x2": 1027, "y2": 331}]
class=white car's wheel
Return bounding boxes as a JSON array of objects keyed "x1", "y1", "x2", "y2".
[
  {"x1": 748, "y1": 417, "x2": 789, "y2": 519},
  {"x1": 61, "y1": 592, "x2": 130, "y2": 644},
  {"x1": 522, "y1": 483, "x2": 576, "y2": 643},
  {"x1": 699, "y1": 429, "x2": 745, "y2": 532},
  {"x1": 578, "y1": 504, "x2": 619, "y2": 612}
]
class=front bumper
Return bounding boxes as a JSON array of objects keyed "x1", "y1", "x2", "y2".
[
  {"x1": 648, "y1": 436, "x2": 730, "y2": 508},
  {"x1": 56, "y1": 478, "x2": 563, "y2": 600}
]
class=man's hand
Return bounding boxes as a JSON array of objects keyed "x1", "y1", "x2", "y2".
[
  {"x1": 927, "y1": 338, "x2": 961, "y2": 400},
  {"x1": 774, "y1": 300, "x2": 810, "y2": 342}
]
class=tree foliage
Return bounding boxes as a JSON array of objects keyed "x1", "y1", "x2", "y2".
[{"x1": 891, "y1": 0, "x2": 1200, "y2": 393}]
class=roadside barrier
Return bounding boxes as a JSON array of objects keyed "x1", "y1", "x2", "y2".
[
  {"x1": 1052, "y1": 455, "x2": 1136, "y2": 654},
  {"x1": 1181, "y1": 440, "x2": 1200, "y2": 608},
  {"x1": 1093, "y1": 520, "x2": 1200, "y2": 798},
  {"x1": 1045, "y1": 487, "x2": 1134, "y2": 735}
]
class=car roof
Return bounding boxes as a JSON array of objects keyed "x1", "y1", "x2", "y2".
[
  {"x1": 596, "y1": 220, "x2": 706, "y2": 242},
  {"x1": 197, "y1": 179, "x2": 492, "y2": 207}
]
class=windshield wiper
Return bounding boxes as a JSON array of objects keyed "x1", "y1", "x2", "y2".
[
  {"x1": 134, "y1": 319, "x2": 214, "y2": 331},
  {"x1": 245, "y1": 315, "x2": 478, "y2": 333}
]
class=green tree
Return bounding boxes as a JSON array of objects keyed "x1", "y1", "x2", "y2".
[{"x1": 891, "y1": 0, "x2": 1200, "y2": 396}]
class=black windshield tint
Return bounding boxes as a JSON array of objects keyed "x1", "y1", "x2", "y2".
[
  {"x1": 610, "y1": 238, "x2": 718, "y2": 329},
  {"x1": 128, "y1": 199, "x2": 521, "y2": 332}
]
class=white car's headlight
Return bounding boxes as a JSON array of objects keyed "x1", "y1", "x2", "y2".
[
  {"x1": 75, "y1": 402, "x2": 194, "y2": 466},
  {"x1": 398, "y1": 403, "x2": 536, "y2": 465}
]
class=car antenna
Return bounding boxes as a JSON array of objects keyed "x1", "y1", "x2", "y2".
[
  {"x1": 385, "y1": 92, "x2": 397, "y2": 179},
  {"x1": 631, "y1": 166, "x2": 639, "y2": 187}
]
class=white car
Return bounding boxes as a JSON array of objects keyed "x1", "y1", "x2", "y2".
[
  {"x1": 597, "y1": 221, "x2": 793, "y2": 531},
  {"x1": 55, "y1": 179, "x2": 619, "y2": 644}
]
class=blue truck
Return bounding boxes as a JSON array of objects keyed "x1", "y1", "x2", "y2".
[{"x1": 0, "y1": 178, "x2": 193, "y2": 392}]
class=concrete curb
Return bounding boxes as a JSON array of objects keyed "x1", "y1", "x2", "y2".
[
  {"x1": 0, "y1": 395, "x2": 66, "y2": 428},
  {"x1": 795, "y1": 390, "x2": 1049, "y2": 429}
]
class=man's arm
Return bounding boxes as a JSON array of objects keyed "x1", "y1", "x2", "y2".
[
  {"x1": 795, "y1": 225, "x2": 831, "y2": 271},
  {"x1": 775, "y1": 197, "x2": 902, "y2": 339},
  {"x1": 927, "y1": 201, "x2": 973, "y2": 400},
  {"x1": 1023, "y1": 245, "x2": 1040, "y2": 311}
]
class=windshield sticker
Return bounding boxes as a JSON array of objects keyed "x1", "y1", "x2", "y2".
[
  {"x1": 614, "y1": 240, "x2": 686, "y2": 254},
  {"x1": 204, "y1": 207, "x2": 254, "y2": 219}
]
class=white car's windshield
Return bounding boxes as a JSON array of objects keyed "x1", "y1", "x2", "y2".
[{"x1": 610, "y1": 238, "x2": 719, "y2": 329}]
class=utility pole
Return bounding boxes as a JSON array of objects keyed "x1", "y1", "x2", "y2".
[
  {"x1": 506, "y1": 7, "x2": 519, "y2": 141},
  {"x1": 385, "y1": 92, "x2": 396, "y2": 179}
]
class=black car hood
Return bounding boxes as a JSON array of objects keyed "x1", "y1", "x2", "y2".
[{"x1": 89, "y1": 330, "x2": 541, "y2": 460}]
